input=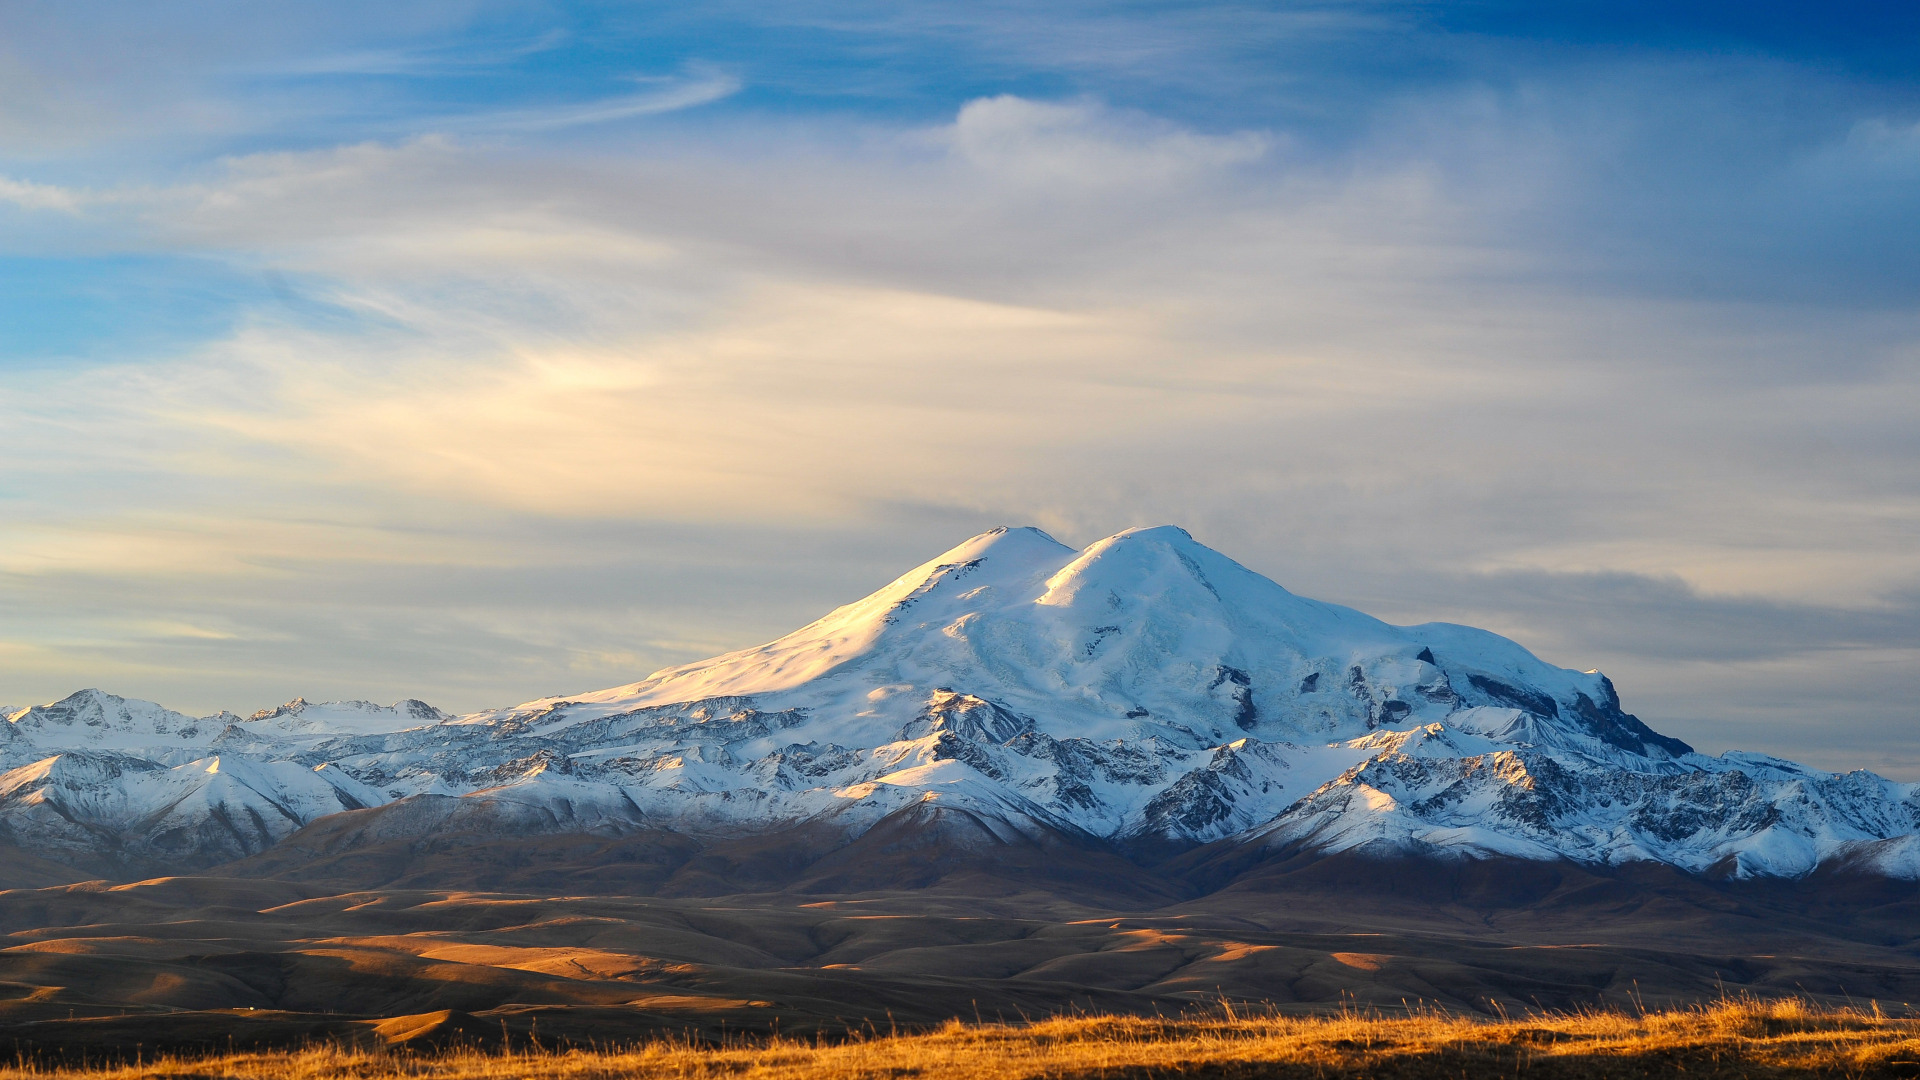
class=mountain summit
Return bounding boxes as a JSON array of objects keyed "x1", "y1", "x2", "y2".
[
  {"x1": 2, "y1": 526, "x2": 1916, "y2": 885},
  {"x1": 584, "y1": 525, "x2": 1688, "y2": 761}
]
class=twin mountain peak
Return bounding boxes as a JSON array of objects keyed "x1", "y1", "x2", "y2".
[{"x1": 3, "y1": 525, "x2": 1915, "y2": 884}]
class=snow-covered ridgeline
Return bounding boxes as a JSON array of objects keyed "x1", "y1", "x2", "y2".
[
  {"x1": 0, "y1": 694, "x2": 434, "y2": 868},
  {"x1": 3, "y1": 526, "x2": 1916, "y2": 878}
]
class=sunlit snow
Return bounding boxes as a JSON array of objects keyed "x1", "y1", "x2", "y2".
[{"x1": 3, "y1": 526, "x2": 1915, "y2": 878}]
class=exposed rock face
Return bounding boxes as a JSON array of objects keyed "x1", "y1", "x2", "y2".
[{"x1": 4, "y1": 527, "x2": 1917, "y2": 881}]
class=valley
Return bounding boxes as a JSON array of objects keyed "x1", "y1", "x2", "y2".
[{"x1": 0, "y1": 856, "x2": 1915, "y2": 1056}]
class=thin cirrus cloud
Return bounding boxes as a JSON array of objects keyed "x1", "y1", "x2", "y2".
[
  {"x1": 0, "y1": 3, "x2": 1916, "y2": 778},
  {"x1": 260, "y1": 28, "x2": 575, "y2": 78},
  {"x1": 419, "y1": 68, "x2": 744, "y2": 133}
]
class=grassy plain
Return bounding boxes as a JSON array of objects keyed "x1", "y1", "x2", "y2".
[{"x1": 2, "y1": 998, "x2": 1917, "y2": 1079}]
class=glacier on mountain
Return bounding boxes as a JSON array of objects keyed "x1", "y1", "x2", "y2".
[{"x1": 3, "y1": 525, "x2": 1915, "y2": 880}]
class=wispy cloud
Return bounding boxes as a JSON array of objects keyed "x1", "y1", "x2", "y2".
[
  {"x1": 260, "y1": 29, "x2": 573, "y2": 78},
  {"x1": 424, "y1": 68, "x2": 743, "y2": 133}
]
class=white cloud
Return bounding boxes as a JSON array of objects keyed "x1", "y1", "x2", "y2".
[
  {"x1": 0, "y1": 176, "x2": 86, "y2": 212},
  {"x1": 941, "y1": 95, "x2": 1271, "y2": 189}
]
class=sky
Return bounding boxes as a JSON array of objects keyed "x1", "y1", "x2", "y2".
[{"x1": 2, "y1": 1, "x2": 1918, "y2": 777}]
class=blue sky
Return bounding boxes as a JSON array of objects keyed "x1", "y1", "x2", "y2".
[{"x1": 2, "y1": 1, "x2": 1918, "y2": 775}]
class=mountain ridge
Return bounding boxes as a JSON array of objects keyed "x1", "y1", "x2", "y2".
[{"x1": 2, "y1": 525, "x2": 1915, "y2": 887}]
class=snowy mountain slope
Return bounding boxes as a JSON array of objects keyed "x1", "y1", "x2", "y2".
[
  {"x1": 242, "y1": 697, "x2": 448, "y2": 739},
  {"x1": 7, "y1": 689, "x2": 224, "y2": 754},
  {"x1": 5, "y1": 526, "x2": 1917, "y2": 880},
  {"x1": 0, "y1": 749, "x2": 387, "y2": 870},
  {"x1": 0, "y1": 690, "x2": 405, "y2": 871},
  {"x1": 548, "y1": 527, "x2": 1685, "y2": 760}
]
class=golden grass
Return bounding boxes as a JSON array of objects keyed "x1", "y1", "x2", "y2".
[{"x1": 5, "y1": 996, "x2": 1920, "y2": 1079}]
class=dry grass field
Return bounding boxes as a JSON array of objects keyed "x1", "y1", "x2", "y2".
[
  {"x1": 0, "y1": 997, "x2": 1916, "y2": 1079},
  {"x1": 0, "y1": 867, "x2": 1915, "y2": 1075}
]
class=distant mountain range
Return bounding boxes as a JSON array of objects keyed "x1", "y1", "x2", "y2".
[{"x1": 4, "y1": 526, "x2": 1916, "y2": 888}]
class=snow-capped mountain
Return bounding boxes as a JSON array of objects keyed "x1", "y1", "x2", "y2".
[
  {"x1": 4, "y1": 526, "x2": 1917, "y2": 882},
  {"x1": 242, "y1": 697, "x2": 449, "y2": 739},
  {"x1": 7, "y1": 690, "x2": 225, "y2": 752},
  {"x1": 0, "y1": 691, "x2": 400, "y2": 871}
]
